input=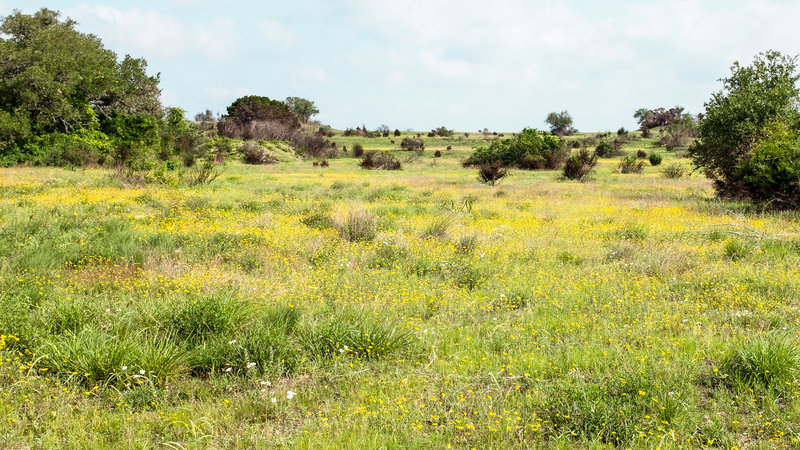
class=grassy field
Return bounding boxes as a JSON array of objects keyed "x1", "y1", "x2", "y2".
[{"x1": 2, "y1": 134, "x2": 800, "y2": 448}]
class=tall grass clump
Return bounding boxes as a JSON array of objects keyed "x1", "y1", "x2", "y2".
[
  {"x1": 337, "y1": 208, "x2": 377, "y2": 242},
  {"x1": 38, "y1": 328, "x2": 134, "y2": 386},
  {"x1": 720, "y1": 333, "x2": 798, "y2": 390},
  {"x1": 617, "y1": 156, "x2": 645, "y2": 174},
  {"x1": 661, "y1": 163, "x2": 686, "y2": 178},
  {"x1": 299, "y1": 314, "x2": 413, "y2": 361},
  {"x1": 164, "y1": 294, "x2": 248, "y2": 343}
]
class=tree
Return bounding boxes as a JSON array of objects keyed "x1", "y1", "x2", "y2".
[
  {"x1": 284, "y1": 97, "x2": 319, "y2": 123},
  {"x1": 545, "y1": 111, "x2": 576, "y2": 136},
  {"x1": 689, "y1": 50, "x2": 800, "y2": 201},
  {"x1": 634, "y1": 107, "x2": 684, "y2": 130},
  {"x1": 464, "y1": 128, "x2": 567, "y2": 169},
  {"x1": 218, "y1": 95, "x2": 300, "y2": 139},
  {"x1": 0, "y1": 8, "x2": 162, "y2": 166}
]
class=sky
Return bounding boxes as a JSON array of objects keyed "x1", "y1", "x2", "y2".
[{"x1": 6, "y1": 1, "x2": 800, "y2": 132}]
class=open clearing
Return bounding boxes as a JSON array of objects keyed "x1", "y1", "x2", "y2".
[{"x1": 2, "y1": 145, "x2": 800, "y2": 448}]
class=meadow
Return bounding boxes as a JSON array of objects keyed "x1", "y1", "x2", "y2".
[{"x1": 1, "y1": 133, "x2": 800, "y2": 449}]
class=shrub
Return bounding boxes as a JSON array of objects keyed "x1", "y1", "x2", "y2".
[
  {"x1": 352, "y1": 143, "x2": 364, "y2": 157},
  {"x1": 360, "y1": 151, "x2": 401, "y2": 170},
  {"x1": 617, "y1": 156, "x2": 645, "y2": 174},
  {"x1": 319, "y1": 159, "x2": 329, "y2": 167},
  {"x1": 337, "y1": 209, "x2": 377, "y2": 242},
  {"x1": 394, "y1": 129, "x2": 401, "y2": 137},
  {"x1": 464, "y1": 128, "x2": 566, "y2": 169},
  {"x1": 477, "y1": 161, "x2": 508, "y2": 186},
  {"x1": 434, "y1": 150, "x2": 442, "y2": 157},
  {"x1": 636, "y1": 149, "x2": 647, "y2": 159},
  {"x1": 661, "y1": 163, "x2": 686, "y2": 179},
  {"x1": 400, "y1": 137, "x2": 425, "y2": 151},
  {"x1": 735, "y1": 124, "x2": 800, "y2": 208},
  {"x1": 563, "y1": 148, "x2": 598, "y2": 181},
  {"x1": 649, "y1": 152, "x2": 662, "y2": 166},
  {"x1": 242, "y1": 141, "x2": 276, "y2": 165},
  {"x1": 594, "y1": 142, "x2": 618, "y2": 158},
  {"x1": 720, "y1": 333, "x2": 798, "y2": 389}
]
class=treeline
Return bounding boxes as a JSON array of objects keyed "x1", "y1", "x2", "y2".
[{"x1": 0, "y1": 8, "x2": 333, "y2": 177}]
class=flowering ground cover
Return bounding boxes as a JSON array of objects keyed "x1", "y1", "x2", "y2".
[{"x1": 1, "y1": 150, "x2": 799, "y2": 448}]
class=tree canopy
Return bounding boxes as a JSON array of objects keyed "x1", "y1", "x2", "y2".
[
  {"x1": 284, "y1": 97, "x2": 319, "y2": 123},
  {"x1": 545, "y1": 111, "x2": 576, "y2": 136},
  {"x1": 0, "y1": 8, "x2": 162, "y2": 165},
  {"x1": 689, "y1": 50, "x2": 800, "y2": 206}
]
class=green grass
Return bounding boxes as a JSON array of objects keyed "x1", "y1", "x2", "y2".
[{"x1": 1, "y1": 135, "x2": 799, "y2": 448}]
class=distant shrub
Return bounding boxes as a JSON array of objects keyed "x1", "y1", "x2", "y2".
[
  {"x1": 477, "y1": 161, "x2": 508, "y2": 186},
  {"x1": 617, "y1": 156, "x2": 645, "y2": 174},
  {"x1": 617, "y1": 127, "x2": 628, "y2": 135},
  {"x1": 434, "y1": 150, "x2": 442, "y2": 157},
  {"x1": 661, "y1": 163, "x2": 685, "y2": 179},
  {"x1": 563, "y1": 148, "x2": 598, "y2": 181},
  {"x1": 394, "y1": 129, "x2": 401, "y2": 136},
  {"x1": 400, "y1": 137, "x2": 425, "y2": 151},
  {"x1": 352, "y1": 143, "x2": 364, "y2": 157},
  {"x1": 464, "y1": 128, "x2": 566, "y2": 170},
  {"x1": 319, "y1": 159, "x2": 329, "y2": 167},
  {"x1": 446, "y1": 145, "x2": 452, "y2": 150},
  {"x1": 649, "y1": 152, "x2": 663, "y2": 166},
  {"x1": 594, "y1": 142, "x2": 618, "y2": 158},
  {"x1": 316, "y1": 126, "x2": 335, "y2": 137},
  {"x1": 242, "y1": 141, "x2": 276, "y2": 165},
  {"x1": 360, "y1": 151, "x2": 401, "y2": 170},
  {"x1": 636, "y1": 149, "x2": 647, "y2": 159}
]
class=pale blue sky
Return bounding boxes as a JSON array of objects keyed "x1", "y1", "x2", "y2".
[{"x1": 7, "y1": 1, "x2": 800, "y2": 131}]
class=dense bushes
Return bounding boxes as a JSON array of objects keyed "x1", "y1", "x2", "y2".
[
  {"x1": 464, "y1": 128, "x2": 566, "y2": 169},
  {"x1": 400, "y1": 137, "x2": 425, "y2": 151},
  {"x1": 360, "y1": 151, "x2": 401, "y2": 170},
  {"x1": 690, "y1": 51, "x2": 800, "y2": 207}
]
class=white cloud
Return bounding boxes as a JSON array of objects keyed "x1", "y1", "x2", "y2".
[
  {"x1": 68, "y1": 5, "x2": 238, "y2": 62},
  {"x1": 258, "y1": 19, "x2": 296, "y2": 47}
]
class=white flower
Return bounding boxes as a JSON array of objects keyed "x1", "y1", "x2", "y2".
[
  {"x1": 271, "y1": 397, "x2": 277, "y2": 403},
  {"x1": 228, "y1": 339, "x2": 237, "y2": 344},
  {"x1": 260, "y1": 380, "x2": 272, "y2": 386},
  {"x1": 121, "y1": 366, "x2": 127, "y2": 371},
  {"x1": 225, "y1": 367, "x2": 232, "y2": 373},
  {"x1": 286, "y1": 390, "x2": 296, "y2": 399},
  {"x1": 139, "y1": 369, "x2": 145, "y2": 375},
  {"x1": 246, "y1": 362, "x2": 257, "y2": 369}
]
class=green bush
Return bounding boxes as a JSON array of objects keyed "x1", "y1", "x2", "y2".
[
  {"x1": 649, "y1": 151, "x2": 663, "y2": 166},
  {"x1": 563, "y1": 148, "x2": 598, "y2": 181},
  {"x1": 735, "y1": 124, "x2": 800, "y2": 208},
  {"x1": 164, "y1": 294, "x2": 248, "y2": 343},
  {"x1": 464, "y1": 128, "x2": 566, "y2": 169},
  {"x1": 477, "y1": 161, "x2": 508, "y2": 186}
]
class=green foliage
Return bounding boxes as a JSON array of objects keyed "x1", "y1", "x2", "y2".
[
  {"x1": 545, "y1": 110, "x2": 576, "y2": 135},
  {"x1": 284, "y1": 97, "x2": 319, "y2": 123},
  {"x1": 721, "y1": 333, "x2": 798, "y2": 390},
  {"x1": 562, "y1": 148, "x2": 598, "y2": 181},
  {"x1": 735, "y1": 124, "x2": 800, "y2": 208},
  {"x1": 690, "y1": 50, "x2": 800, "y2": 200},
  {"x1": 220, "y1": 95, "x2": 300, "y2": 136},
  {"x1": 400, "y1": 137, "x2": 424, "y2": 151},
  {"x1": 617, "y1": 156, "x2": 645, "y2": 174},
  {"x1": 594, "y1": 142, "x2": 618, "y2": 158},
  {"x1": 464, "y1": 128, "x2": 566, "y2": 169},
  {"x1": 165, "y1": 294, "x2": 248, "y2": 343},
  {"x1": 648, "y1": 151, "x2": 663, "y2": 166},
  {"x1": 0, "y1": 8, "x2": 161, "y2": 164}
]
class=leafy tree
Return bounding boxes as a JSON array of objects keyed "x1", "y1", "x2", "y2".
[
  {"x1": 545, "y1": 111, "x2": 576, "y2": 136},
  {"x1": 220, "y1": 95, "x2": 300, "y2": 133},
  {"x1": 689, "y1": 50, "x2": 800, "y2": 200},
  {"x1": 0, "y1": 8, "x2": 162, "y2": 166},
  {"x1": 284, "y1": 96, "x2": 319, "y2": 123}
]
